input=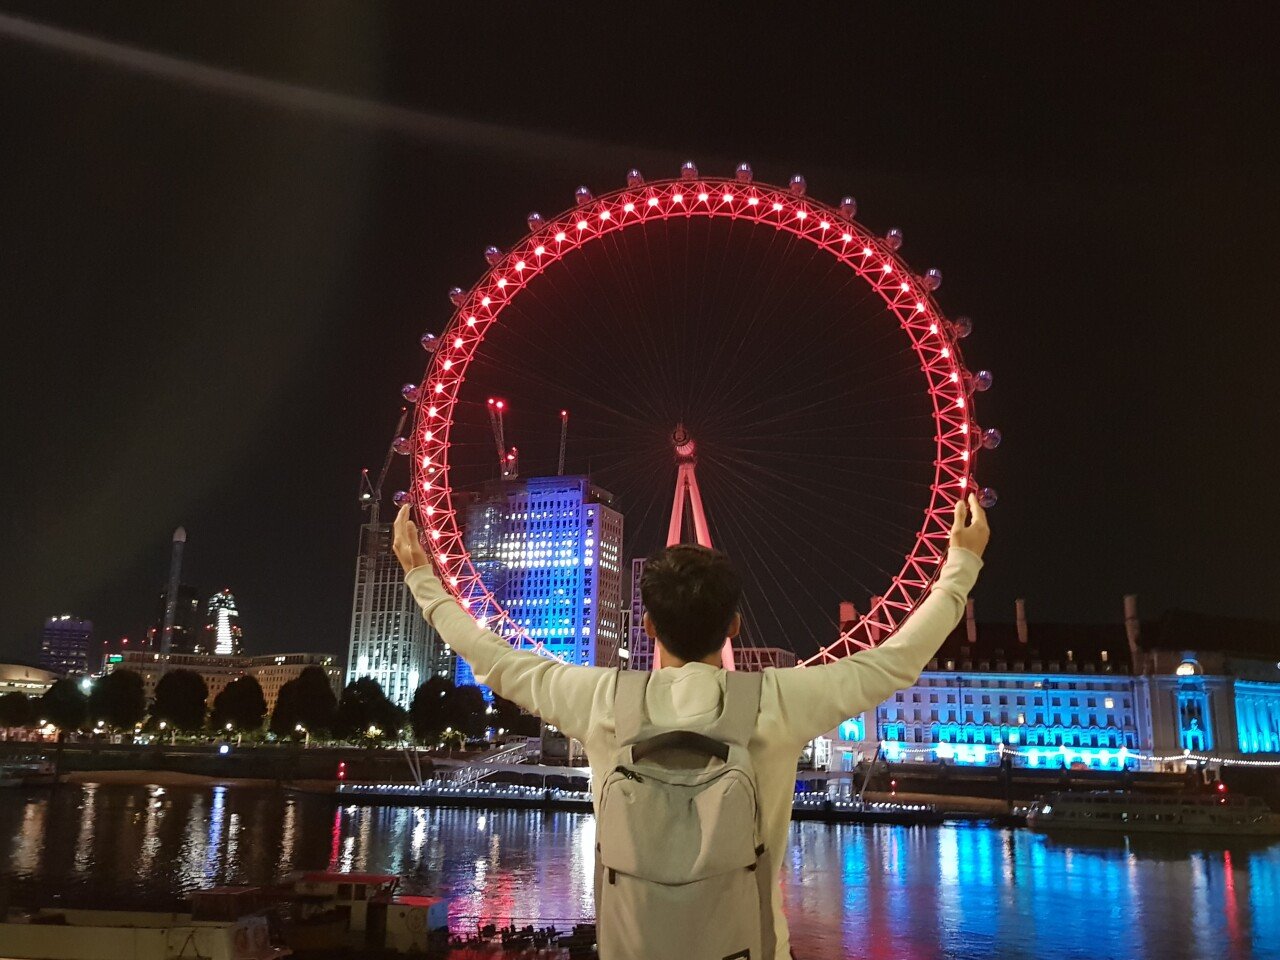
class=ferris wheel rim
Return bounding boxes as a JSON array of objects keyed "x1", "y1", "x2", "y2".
[{"x1": 409, "y1": 172, "x2": 985, "y2": 665}]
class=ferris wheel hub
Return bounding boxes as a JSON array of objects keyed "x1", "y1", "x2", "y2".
[{"x1": 671, "y1": 423, "x2": 697, "y2": 461}]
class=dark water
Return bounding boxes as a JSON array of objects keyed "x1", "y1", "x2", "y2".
[{"x1": 2, "y1": 784, "x2": 1279, "y2": 959}]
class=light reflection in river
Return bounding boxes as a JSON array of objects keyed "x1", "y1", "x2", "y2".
[{"x1": 1, "y1": 784, "x2": 1278, "y2": 959}]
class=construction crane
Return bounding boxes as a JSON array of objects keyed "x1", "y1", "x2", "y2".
[{"x1": 487, "y1": 397, "x2": 519, "y2": 479}]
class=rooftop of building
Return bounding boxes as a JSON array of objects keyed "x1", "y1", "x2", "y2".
[
  {"x1": 932, "y1": 619, "x2": 1129, "y2": 674},
  {"x1": 926, "y1": 605, "x2": 1279, "y2": 675}
]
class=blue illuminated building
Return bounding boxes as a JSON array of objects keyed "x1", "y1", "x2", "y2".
[
  {"x1": 457, "y1": 476, "x2": 625, "y2": 690},
  {"x1": 824, "y1": 597, "x2": 1280, "y2": 770}
]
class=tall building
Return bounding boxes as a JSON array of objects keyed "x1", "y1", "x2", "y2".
[
  {"x1": 203, "y1": 589, "x2": 244, "y2": 656},
  {"x1": 39, "y1": 615, "x2": 92, "y2": 675},
  {"x1": 346, "y1": 522, "x2": 441, "y2": 708},
  {"x1": 459, "y1": 476, "x2": 625, "y2": 678},
  {"x1": 146, "y1": 585, "x2": 202, "y2": 654},
  {"x1": 627, "y1": 558, "x2": 653, "y2": 671}
]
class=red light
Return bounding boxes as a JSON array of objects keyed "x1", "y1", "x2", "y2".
[
  {"x1": 337, "y1": 762, "x2": 346, "y2": 781},
  {"x1": 1217, "y1": 782, "x2": 1228, "y2": 792}
]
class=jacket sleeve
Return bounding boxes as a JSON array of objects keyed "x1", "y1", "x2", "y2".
[
  {"x1": 404, "y1": 564, "x2": 610, "y2": 742},
  {"x1": 767, "y1": 548, "x2": 982, "y2": 747}
]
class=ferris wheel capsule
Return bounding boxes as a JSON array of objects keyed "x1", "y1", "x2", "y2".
[
  {"x1": 973, "y1": 370, "x2": 993, "y2": 392},
  {"x1": 923, "y1": 268, "x2": 943, "y2": 291},
  {"x1": 448, "y1": 287, "x2": 466, "y2": 306},
  {"x1": 789, "y1": 175, "x2": 807, "y2": 196},
  {"x1": 401, "y1": 383, "x2": 422, "y2": 404},
  {"x1": 526, "y1": 212, "x2": 544, "y2": 231},
  {"x1": 626, "y1": 168, "x2": 644, "y2": 187},
  {"x1": 420, "y1": 332, "x2": 438, "y2": 352},
  {"x1": 484, "y1": 246, "x2": 503, "y2": 266},
  {"x1": 574, "y1": 186, "x2": 593, "y2": 205},
  {"x1": 392, "y1": 490, "x2": 412, "y2": 507},
  {"x1": 735, "y1": 162, "x2": 754, "y2": 183},
  {"x1": 680, "y1": 161, "x2": 699, "y2": 181},
  {"x1": 978, "y1": 487, "x2": 999, "y2": 509},
  {"x1": 392, "y1": 437, "x2": 412, "y2": 456},
  {"x1": 952, "y1": 315, "x2": 973, "y2": 338},
  {"x1": 885, "y1": 228, "x2": 903, "y2": 251},
  {"x1": 981, "y1": 427, "x2": 1003, "y2": 450},
  {"x1": 838, "y1": 196, "x2": 857, "y2": 218}
]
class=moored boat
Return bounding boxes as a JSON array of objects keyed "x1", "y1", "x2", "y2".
[
  {"x1": 1027, "y1": 789, "x2": 1280, "y2": 837},
  {"x1": 0, "y1": 906, "x2": 286, "y2": 960}
]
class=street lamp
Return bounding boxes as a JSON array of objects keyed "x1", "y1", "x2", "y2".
[{"x1": 295, "y1": 724, "x2": 310, "y2": 748}]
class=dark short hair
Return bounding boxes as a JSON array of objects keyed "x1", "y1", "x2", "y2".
[{"x1": 640, "y1": 544, "x2": 741, "y2": 663}]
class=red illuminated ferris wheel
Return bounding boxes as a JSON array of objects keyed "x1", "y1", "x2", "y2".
[{"x1": 399, "y1": 163, "x2": 999, "y2": 666}]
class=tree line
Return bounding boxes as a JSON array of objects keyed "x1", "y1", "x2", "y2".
[{"x1": 0, "y1": 667, "x2": 539, "y2": 745}]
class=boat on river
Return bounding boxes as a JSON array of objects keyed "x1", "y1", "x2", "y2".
[
  {"x1": 0, "y1": 759, "x2": 57, "y2": 787},
  {"x1": 0, "y1": 906, "x2": 286, "y2": 960},
  {"x1": 1026, "y1": 789, "x2": 1280, "y2": 838}
]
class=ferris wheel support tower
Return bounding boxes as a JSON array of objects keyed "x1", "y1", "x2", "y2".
[{"x1": 655, "y1": 424, "x2": 736, "y2": 672}]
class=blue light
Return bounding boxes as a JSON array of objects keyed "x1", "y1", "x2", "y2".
[{"x1": 838, "y1": 717, "x2": 865, "y2": 741}]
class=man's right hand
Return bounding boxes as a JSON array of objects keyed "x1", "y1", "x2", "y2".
[{"x1": 949, "y1": 493, "x2": 990, "y2": 559}]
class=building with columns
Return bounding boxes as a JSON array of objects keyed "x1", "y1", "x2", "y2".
[{"x1": 819, "y1": 597, "x2": 1280, "y2": 772}]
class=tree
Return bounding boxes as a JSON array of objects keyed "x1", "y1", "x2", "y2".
[
  {"x1": 271, "y1": 667, "x2": 338, "y2": 739},
  {"x1": 447, "y1": 685, "x2": 488, "y2": 739},
  {"x1": 334, "y1": 677, "x2": 405, "y2": 742},
  {"x1": 408, "y1": 677, "x2": 454, "y2": 743},
  {"x1": 88, "y1": 670, "x2": 146, "y2": 731},
  {"x1": 211, "y1": 676, "x2": 267, "y2": 733},
  {"x1": 40, "y1": 678, "x2": 88, "y2": 734},
  {"x1": 0, "y1": 692, "x2": 34, "y2": 735},
  {"x1": 295, "y1": 666, "x2": 338, "y2": 731},
  {"x1": 491, "y1": 692, "x2": 540, "y2": 738},
  {"x1": 152, "y1": 669, "x2": 209, "y2": 732}
]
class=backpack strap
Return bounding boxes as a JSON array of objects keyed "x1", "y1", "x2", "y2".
[
  {"x1": 714, "y1": 671, "x2": 764, "y2": 747},
  {"x1": 613, "y1": 669, "x2": 652, "y2": 747}
]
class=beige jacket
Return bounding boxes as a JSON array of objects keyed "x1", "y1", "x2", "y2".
[{"x1": 406, "y1": 547, "x2": 982, "y2": 959}]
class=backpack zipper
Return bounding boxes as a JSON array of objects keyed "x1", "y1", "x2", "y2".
[{"x1": 614, "y1": 765, "x2": 644, "y2": 782}]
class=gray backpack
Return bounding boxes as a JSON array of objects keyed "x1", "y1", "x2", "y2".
[{"x1": 594, "y1": 670, "x2": 775, "y2": 960}]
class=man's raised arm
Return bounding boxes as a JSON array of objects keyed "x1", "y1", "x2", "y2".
[
  {"x1": 768, "y1": 495, "x2": 989, "y2": 747},
  {"x1": 394, "y1": 505, "x2": 610, "y2": 741}
]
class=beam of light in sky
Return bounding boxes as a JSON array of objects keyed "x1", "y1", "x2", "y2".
[{"x1": 0, "y1": 12, "x2": 654, "y2": 165}]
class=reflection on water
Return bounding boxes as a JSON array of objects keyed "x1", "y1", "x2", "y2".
[{"x1": 1, "y1": 784, "x2": 1278, "y2": 958}]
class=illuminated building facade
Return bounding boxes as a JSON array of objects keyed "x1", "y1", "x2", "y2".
[
  {"x1": 202, "y1": 589, "x2": 244, "y2": 656},
  {"x1": 39, "y1": 615, "x2": 92, "y2": 675},
  {"x1": 458, "y1": 476, "x2": 625, "y2": 684},
  {"x1": 822, "y1": 598, "x2": 1280, "y2": 771},
  {"x1": 347, "y1": 522, "x2": 442, "y2": 708},
  {"x1": 108, "y1": 650, "x2": 343, "y2": 714}
]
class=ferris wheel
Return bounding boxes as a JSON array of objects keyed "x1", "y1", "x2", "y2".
[{"x1": 398, "y1": 162, "x2": 999, "y2": 666}]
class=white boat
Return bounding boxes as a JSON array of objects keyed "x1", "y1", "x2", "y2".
[
  {"x1": 1027, "y1": 789, "x2": 1280, "y2": 837},
  {"x1": 0, "y1": 907, "x2": 287, "y2": 960},
  {"x1": 0, "y1": 759, "x2": 57, "y2": 787}
]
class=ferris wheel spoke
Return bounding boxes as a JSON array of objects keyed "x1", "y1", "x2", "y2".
[{"x1": 701, "y1": 456, "x2": 913, "y2": 591}]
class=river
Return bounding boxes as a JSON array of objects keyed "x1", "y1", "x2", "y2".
[{"x1": 1, "y1": 784, "x2": 1278, "y2": 958}]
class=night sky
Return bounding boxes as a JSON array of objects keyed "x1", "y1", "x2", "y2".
[{"x1": 2, "y1": 5, "x2": 1277, "y2": 666}]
